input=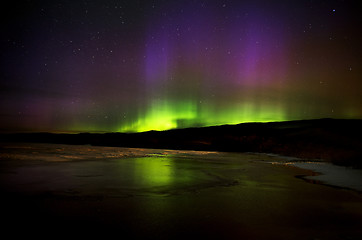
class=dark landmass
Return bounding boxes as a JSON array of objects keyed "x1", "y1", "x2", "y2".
[{"x1": 1, "y1": 118, "x2": 362, "y2": 168}]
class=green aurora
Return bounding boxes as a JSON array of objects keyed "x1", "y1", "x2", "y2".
[{"x1": 118, "y1": 99, "x2": 287, "y2": 132}]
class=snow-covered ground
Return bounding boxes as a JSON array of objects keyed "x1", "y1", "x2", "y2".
[{"x1": 291, "y1": 162, "x2": 362, "y2": 192}]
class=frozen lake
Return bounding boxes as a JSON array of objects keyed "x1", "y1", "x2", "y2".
[{"x1": 1, "y1": 143, "x2": 361, "y2": 239}]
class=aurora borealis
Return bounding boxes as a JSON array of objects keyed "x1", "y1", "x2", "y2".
[{"x1": 1, "y1": 0, "x2": 361, "y2": 132}]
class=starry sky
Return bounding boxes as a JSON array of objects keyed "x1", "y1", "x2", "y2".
[{"x1": 1, "y1": 0, "x2": 361, "y2": 132}]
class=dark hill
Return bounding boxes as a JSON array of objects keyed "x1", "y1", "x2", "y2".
[{"x1": 1, "y1": 119, "x2": 362, "y2": 168}]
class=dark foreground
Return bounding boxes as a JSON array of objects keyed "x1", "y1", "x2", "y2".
[{"x1": 0, "y1": 143, "x2": 361, "y2": 239}]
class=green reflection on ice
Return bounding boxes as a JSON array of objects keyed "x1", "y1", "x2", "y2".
[{"x1": 133, "y1": 157, "x2": 175, "y2": 187}]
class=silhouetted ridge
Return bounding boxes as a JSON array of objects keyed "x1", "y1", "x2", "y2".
[{"x1": 1, "y1": 119, "x2": 361, "y2": 168}]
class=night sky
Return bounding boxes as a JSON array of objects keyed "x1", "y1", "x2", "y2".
[{"x1": 1, "y1": 0, "x2": 361, "y2": 132}]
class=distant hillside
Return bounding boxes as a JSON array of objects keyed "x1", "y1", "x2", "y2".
[{"x1": 1, "y1": 119, "x2": 362, "y2": 168}]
